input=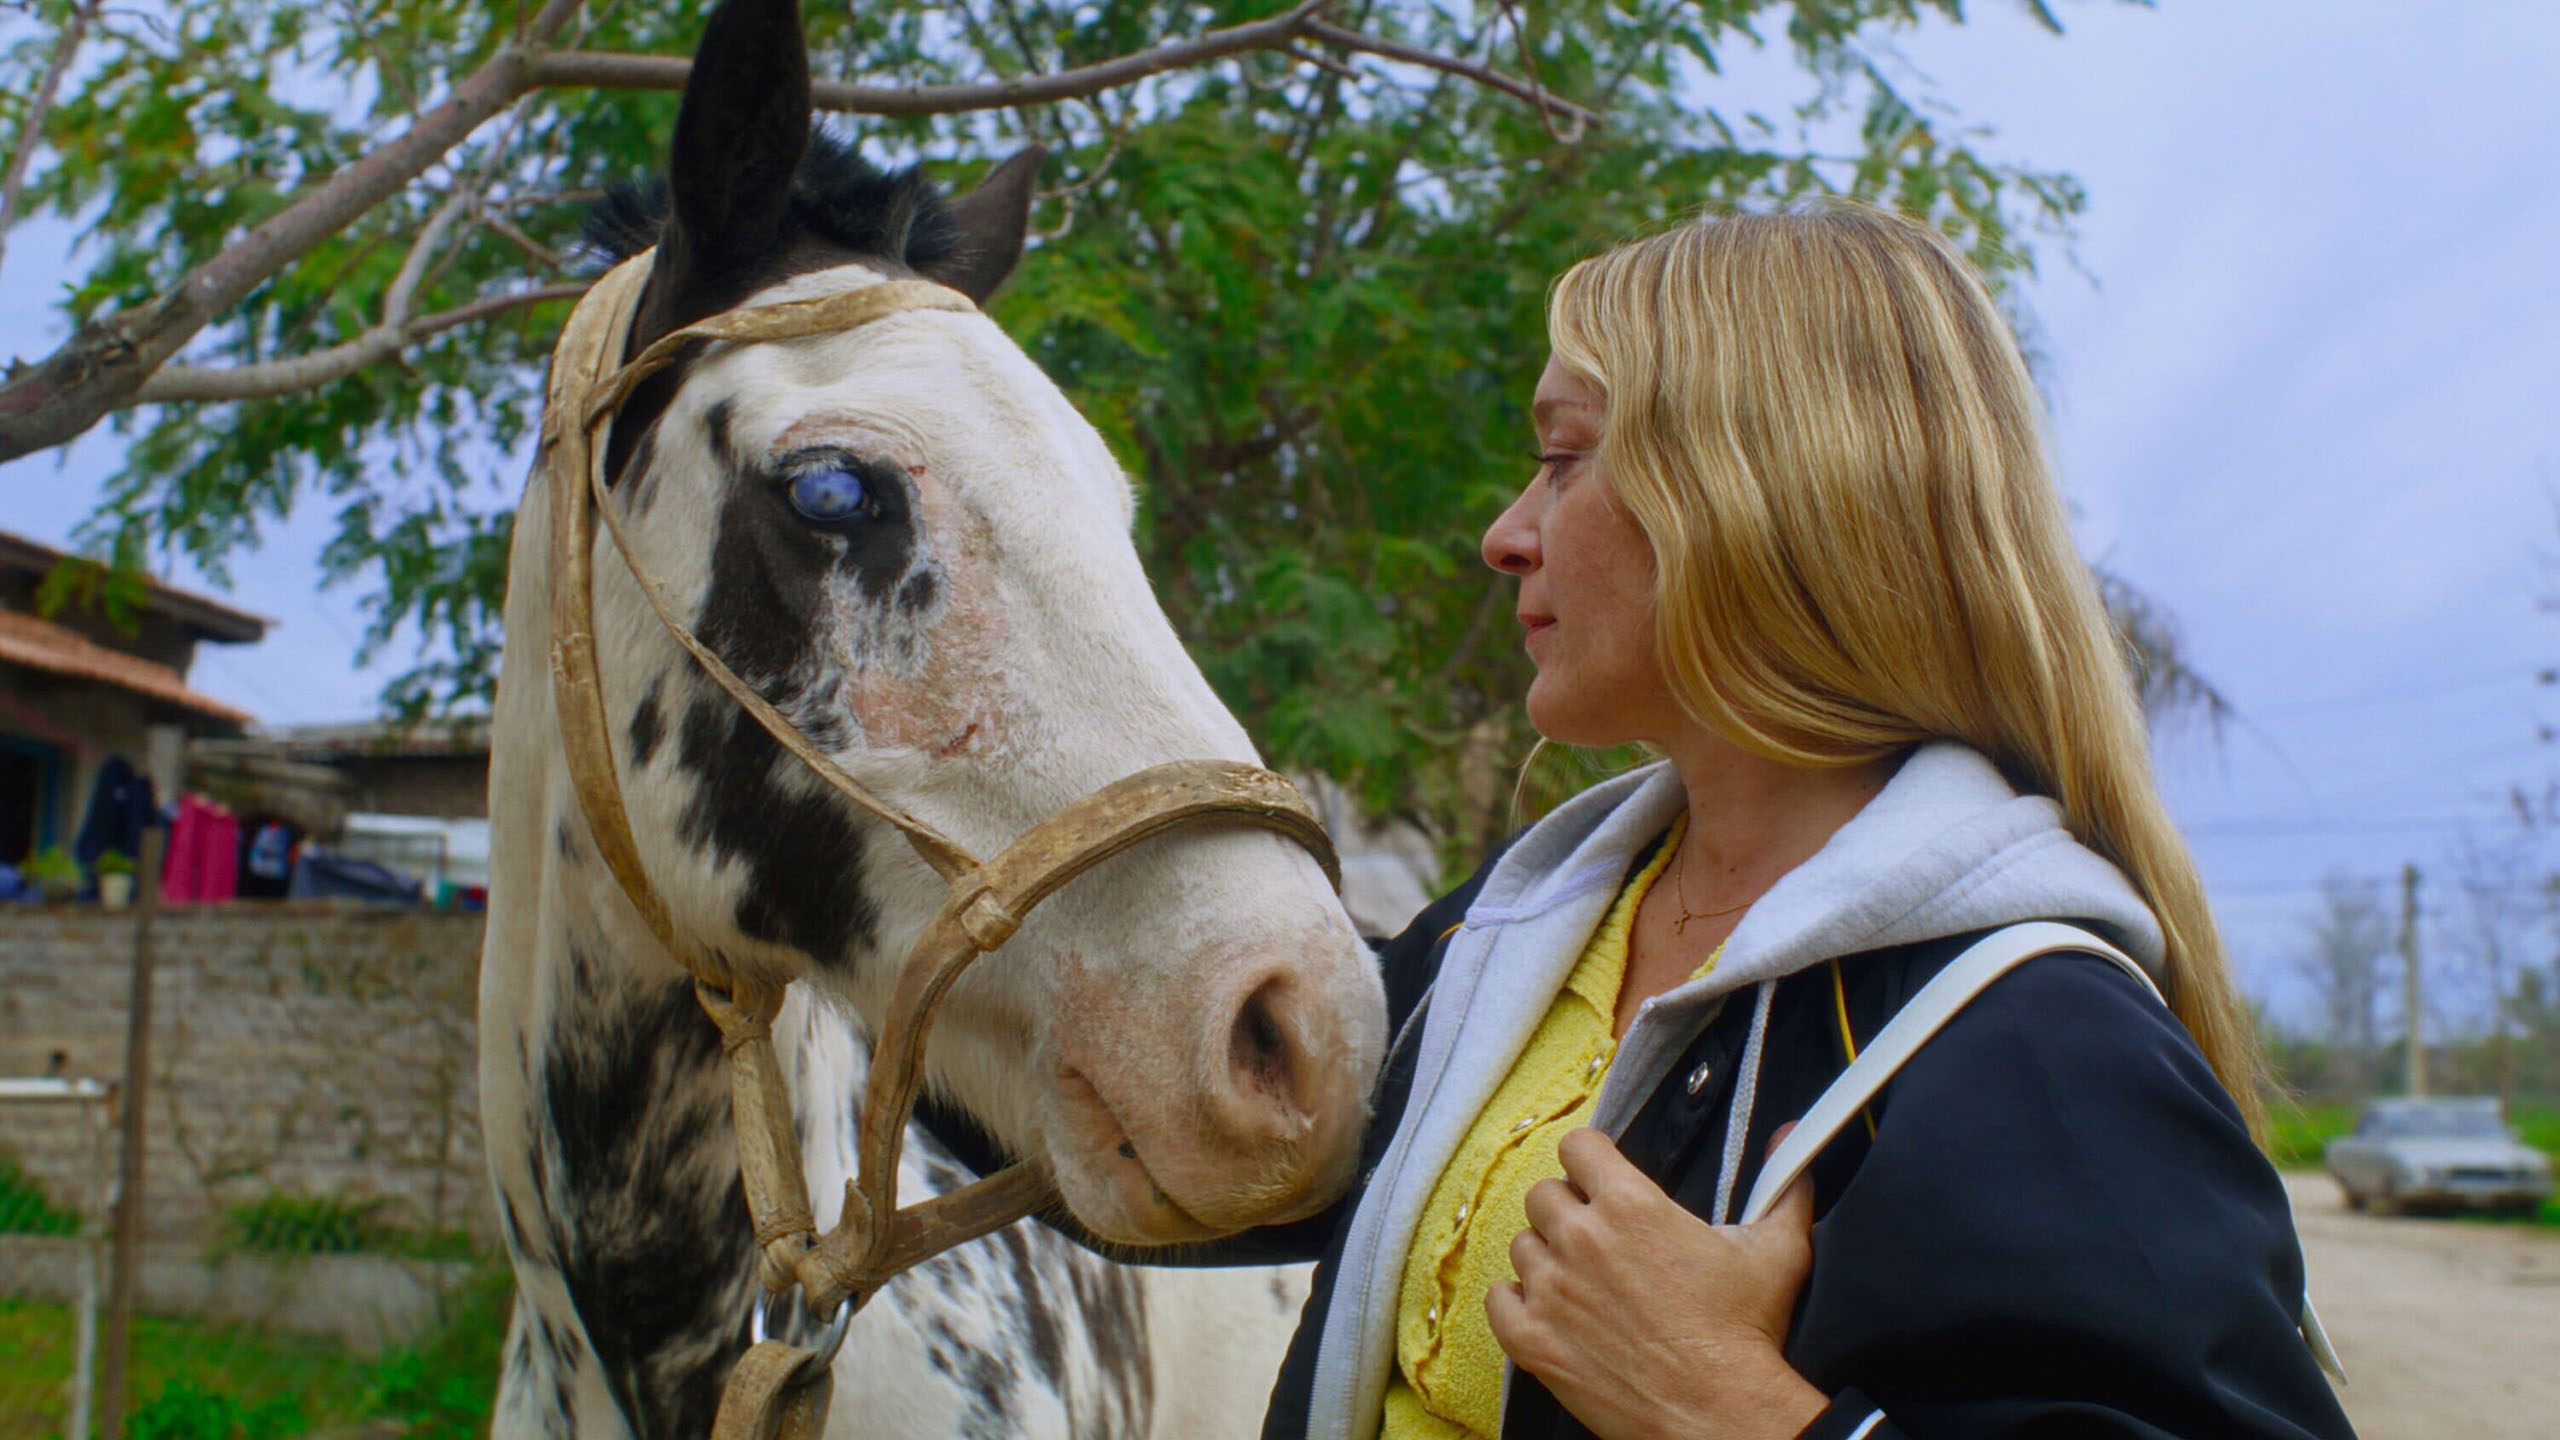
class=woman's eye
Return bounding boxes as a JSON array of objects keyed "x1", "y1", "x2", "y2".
[{"x1": 787, "y1": 467, "x2": 869, "y2": 523}]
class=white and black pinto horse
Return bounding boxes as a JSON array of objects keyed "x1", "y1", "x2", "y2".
[{"x1": 477, "y1": 1, "x2": 1387, "y2": 1433}]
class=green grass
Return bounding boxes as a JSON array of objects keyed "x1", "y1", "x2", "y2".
[
  {"x1": 0, "y1": 1296, "x2": 371, "y2": 1437},
  {"x1": 0, "y1": 1261, "x2": 512, "y2": 1439}
]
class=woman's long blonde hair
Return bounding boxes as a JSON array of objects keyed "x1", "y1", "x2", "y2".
[{"x1": 1548, "y1": 202, "x2": 2264, "y2": 1133}]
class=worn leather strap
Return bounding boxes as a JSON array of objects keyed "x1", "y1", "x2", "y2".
[{"x1": 710, "y1": 1341, "x2": 834, "y2": 1440}]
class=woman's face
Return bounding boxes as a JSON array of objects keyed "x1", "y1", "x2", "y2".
[{"x1": 1481, "y1": 357, "x2": 1683, "y2": 747}]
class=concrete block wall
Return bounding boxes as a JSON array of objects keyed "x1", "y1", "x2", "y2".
[{"x1": 0, "y1": 905, "x2": 489, "y2": 1248}]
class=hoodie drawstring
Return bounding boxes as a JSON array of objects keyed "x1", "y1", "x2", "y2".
[{"x1": 1710, "y1": 978, "x2": 1778, "y2": 1224}]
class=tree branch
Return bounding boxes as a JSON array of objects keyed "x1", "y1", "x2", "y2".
[
  {"x1": 531, "y1": 0, "x2": 1339, "y2": 116},
  {"x1": 0, "y1": 0, "x2": 106, "y2": 284},
  {"x1": 1305, "y1": 19, "x2": 1596, "y2": 138},
  {"x1": 132, "y1": 283, "x2": 585, "y2": 405},
  {"x1": 0, "y1": 0, "x2": 1597, "y2": 462},
  {"x1": 0, "y1": 4, "x2": 584, "y2": 462}
]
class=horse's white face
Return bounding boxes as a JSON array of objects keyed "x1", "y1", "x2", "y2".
[{"x1": 592, "y1": 261, "x2": 1385, "y2": 1243}]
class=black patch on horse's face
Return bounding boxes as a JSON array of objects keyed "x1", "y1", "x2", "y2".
[
  {"x1": 621, "y1": 423, "x2": 663, "y2": 517},
  {"x1": 693, "y1": 455, "x2": 919, "y2": 688},
  {"x1": 540, "y1": 956, "x2": 750, "y2": 1437},
  {"x1": 704, "y1": 398, "x2": 740, "y2": 471},
  {"x1": 673, "y1": 694, "x2": 877, "y2": 965},
  {"x1": 629, "y1": 674, "x2": 667, "y2": 769}
]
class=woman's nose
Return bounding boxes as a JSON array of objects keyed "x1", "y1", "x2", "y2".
[{"x1": 1481, "y1": 482, "x2": 1541, "y2": 575}]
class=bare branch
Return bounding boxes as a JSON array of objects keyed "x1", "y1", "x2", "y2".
[
  {"x1": 133, "y1": 283, "x2": 585, "y2": 405},
  {"x1": 0, "y1": 4, "x2": 585, "y2": 462},
  {"x1": 1305, "y1": 19, "x2": 1596, "y2": 139},
  {"x1": 533, "y1": 0, "x2": 1338, "y2": 116},
  {"x1": 0, "y1": 0, "x2": 106, "y2": 283},
  {"x1": 480, "y1": 212, "x2": 565, "y2": 272},
  {"x1": 1284, "y1": 44, "x2": 1363, "y2": 84},
  {"x1": 384, "y1": 184, "x2": 478, "y2": 325}
]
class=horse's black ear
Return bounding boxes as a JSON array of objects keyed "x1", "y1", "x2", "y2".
[
  {"x1": 663, "y1": 0, "x2": 811, "y2": 287},
  {"x1": 929, "y1": 147, "x2": 1047, "y2": 303}
]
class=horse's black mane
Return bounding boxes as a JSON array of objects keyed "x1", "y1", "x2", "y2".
[{"x1": 580, "y1": 132, "x2": 965, "y2": 274}]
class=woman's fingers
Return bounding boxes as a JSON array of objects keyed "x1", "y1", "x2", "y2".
[
  {"x1": 1508, "y1": 1216, "x2": 1557, "y2": 1293},
  {"x1": 1521, "y1": 1175, "x2": 1578, "y2": 1238},
  {"x1": 1484, "y1": 1280, "x2": 1538, "y2": 1363},
  {"x1": 1555, "y1": 1126, "x2": 1640, "y2": 1199}
]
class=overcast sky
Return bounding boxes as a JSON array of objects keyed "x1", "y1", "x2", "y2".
[{"x1": 5, "y1": 1, "x2": 2555, "y2": 1019}]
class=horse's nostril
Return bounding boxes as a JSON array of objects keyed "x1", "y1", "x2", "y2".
[{"x1": 1227, "y1": 976, "x2": 1299, "y2": 1112}]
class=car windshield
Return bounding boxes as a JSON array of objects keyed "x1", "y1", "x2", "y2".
[{"x1": 2380, "y1": 1105, "x2": 2506, "y2": 1138}]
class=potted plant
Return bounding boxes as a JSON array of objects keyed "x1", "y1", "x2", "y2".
[
  {"x1": 25, "y1": 846, "x2": 82, "y2": 904},
  {"x1": 95, "y1": 849, "x2": 136, "y2": 909}
]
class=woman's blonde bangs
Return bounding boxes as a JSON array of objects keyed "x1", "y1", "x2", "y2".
[{"x1": 1545, "y1": 203, "x2": 2268, "y2": 1132}]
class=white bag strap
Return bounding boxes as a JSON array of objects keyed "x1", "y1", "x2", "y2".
[{"x1": 1734, "y1": 921, "x2": 2346, "y2": 1385}]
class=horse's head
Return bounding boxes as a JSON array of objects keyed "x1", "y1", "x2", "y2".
[{"x1": 563, "y1": 0, "x2": 1385, "y2": 1245}]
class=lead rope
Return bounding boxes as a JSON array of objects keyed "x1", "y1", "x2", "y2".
[{"x1": 539, "y1": 254, "x2": 1343, "y2": 1436}]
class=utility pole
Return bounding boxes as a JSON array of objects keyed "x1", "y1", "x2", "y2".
[
  {"x1": 2399, "y1": 863, "x2": 2425, "y2": 1098},
  {"x1": 99, "y1": 723, "x2": 182, "y2": 1440}
]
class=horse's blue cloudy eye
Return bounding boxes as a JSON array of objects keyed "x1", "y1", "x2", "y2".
[{"x1": 787, "y1": 467, "x2": 868, "y2": 523}]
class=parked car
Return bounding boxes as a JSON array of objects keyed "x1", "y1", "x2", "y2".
[{"x1": 2325, "y1": 1096, "x2": 2553, "y2": 1215}]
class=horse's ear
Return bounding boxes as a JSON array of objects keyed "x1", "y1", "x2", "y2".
[
  {"x1": 929, "y1": 147, "x2": 1048, "y2": 303},
  {"x1": 663, "y1": 0, "x2": 811, "y2": 288}
]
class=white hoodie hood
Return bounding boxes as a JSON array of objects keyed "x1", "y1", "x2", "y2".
[{"x1": 1303, "y1": 741, "x2": 2167, "y2": 1440}]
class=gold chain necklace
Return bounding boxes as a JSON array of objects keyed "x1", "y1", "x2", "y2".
[{"x1": 1670, "y1": 834, "x2": 1755, "y2": 935}]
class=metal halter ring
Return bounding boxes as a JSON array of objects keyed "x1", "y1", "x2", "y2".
[{"x1": 750, "y1": 1288, "x2": 855, "y2": 1376}]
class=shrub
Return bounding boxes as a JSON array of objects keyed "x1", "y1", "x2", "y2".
[
  {"x1": 366, "y1": 1261, "x2": 513, "y2": 1439},
  {"x1": 220, "y1": 1192, "x2": 386, "y2": 1255},
  {"x1": 0, "y1": 1150, "x2": 80, "y2": 1235}
]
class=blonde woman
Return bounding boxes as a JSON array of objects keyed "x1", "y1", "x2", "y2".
[
  {"x1": 1235, "y1": 203, "x2": 2351, "y2": 1440},
  {"x1": 933, "y1": 203, "x2": 2353, "y2": 1438}
]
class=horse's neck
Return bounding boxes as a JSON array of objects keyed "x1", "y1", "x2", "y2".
[{"x1": 481, "y1": 773, "x2": 769, "y2": 1436}]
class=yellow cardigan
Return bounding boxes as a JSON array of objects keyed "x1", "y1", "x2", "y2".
[{"x1": 1382, "y1": 820, "x2": 1710, "y2": 1440}]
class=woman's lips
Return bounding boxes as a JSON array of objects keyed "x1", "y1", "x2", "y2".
[{"x1": 1520, "y1": 615, "x2": 1556, "y2": 646}]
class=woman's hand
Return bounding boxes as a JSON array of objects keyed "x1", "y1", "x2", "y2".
[{"x1": 1486, "y1": 1126, "x2": 1826, "y2": 1440}]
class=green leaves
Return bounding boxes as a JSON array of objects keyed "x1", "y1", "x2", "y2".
[{"x1": 6, "y1": 0, "x2": 2117, "y2": 859}]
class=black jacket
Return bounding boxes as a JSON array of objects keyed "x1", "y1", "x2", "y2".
[
  {"x1": 1245, "y1": 850, "x2": 2352, "y2": 1440},
  {"x1": 924, "y1": 848, "x2": 2356, "y2": 1439}
]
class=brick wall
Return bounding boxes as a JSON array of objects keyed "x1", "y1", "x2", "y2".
[{"x1": 0, "y1": 905, "x2": 490, "y2": 1247}]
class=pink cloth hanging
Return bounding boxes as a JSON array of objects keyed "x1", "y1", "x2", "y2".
[{"x1": 160, "y1": 795, "x2": 240, "y2": 904}]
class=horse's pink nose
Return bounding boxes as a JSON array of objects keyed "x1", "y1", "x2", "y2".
[
  {"x1": 1206, "y1": 969, "x2": 1336, "y2": 1145},
  {"x1": 1218, "y1": 968, "x2": 1320, "y2": 1127}
]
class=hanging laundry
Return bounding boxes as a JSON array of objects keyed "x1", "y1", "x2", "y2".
[
  {"x1": 161, "y1": 795, "x2": 240, "y2": 904},
  {"x1": 73, "y1": 757, "x2": 154, "y2": 873}
]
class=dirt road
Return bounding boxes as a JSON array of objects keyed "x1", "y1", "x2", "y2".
[{"x1": 2287, "y1": 1171, "x2": 2560, "y2": 1437}]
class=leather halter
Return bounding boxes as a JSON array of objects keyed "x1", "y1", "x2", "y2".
[{"x1": 537, "y1": 254, "x2": 1341, "y2": 1428}]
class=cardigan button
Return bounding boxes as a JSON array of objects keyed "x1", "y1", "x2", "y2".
[{"x1": 1685, "y1": 1060, "x2": 1713, "y2": 1096}]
